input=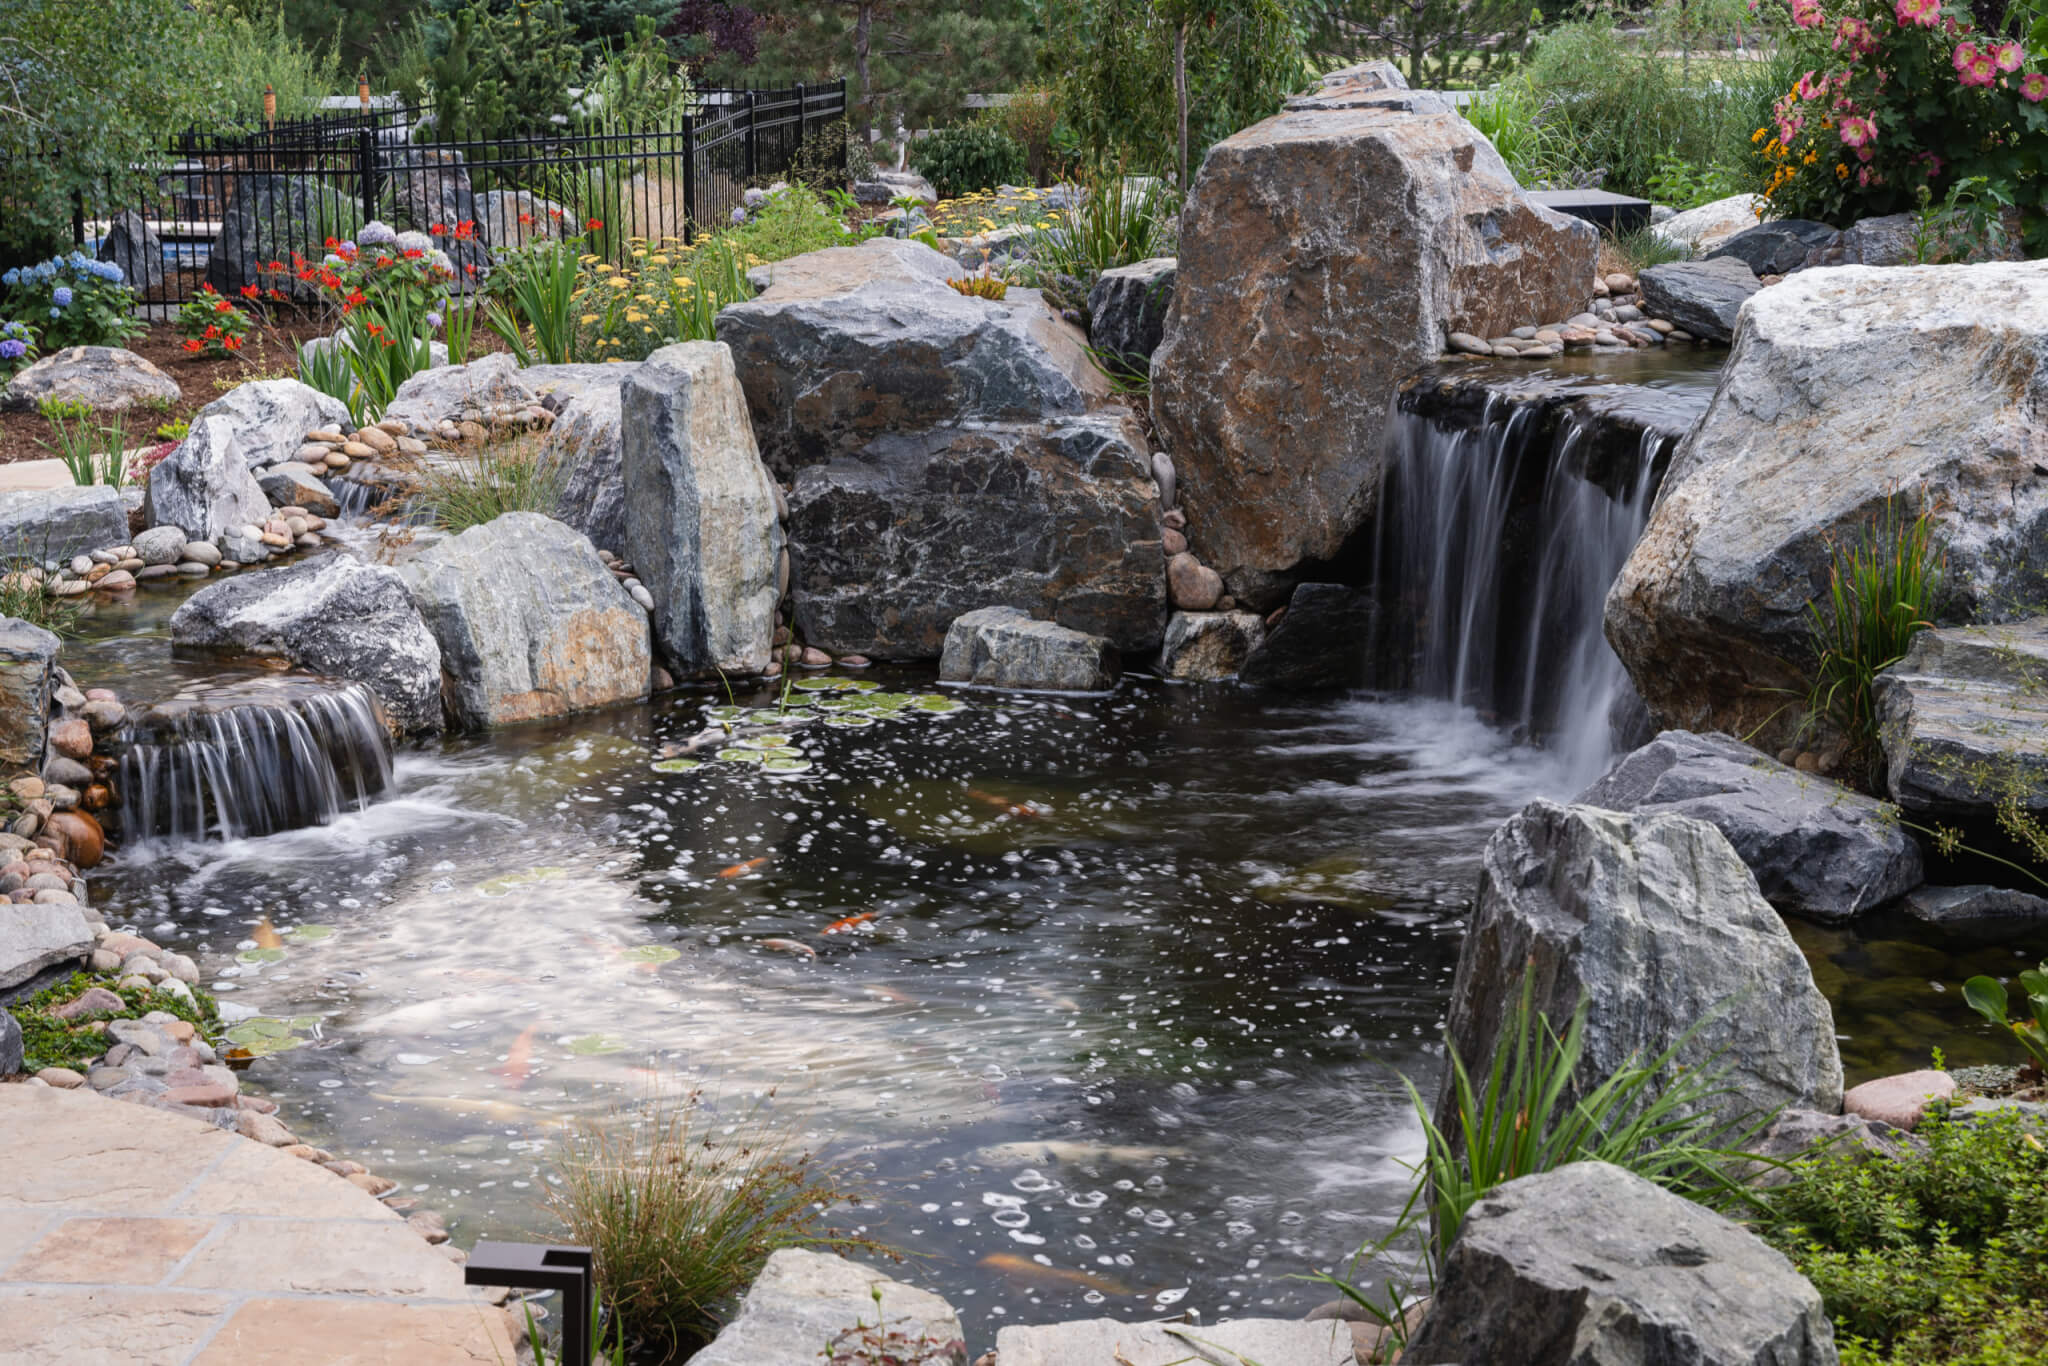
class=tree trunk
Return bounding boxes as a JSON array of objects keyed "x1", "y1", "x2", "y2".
[
  {"x1": 1174, "y1": 20, "x2": 1190, "y2": 192},
  {"x1": 855, "y1": 0, "x2": 874, "y2": 143}
]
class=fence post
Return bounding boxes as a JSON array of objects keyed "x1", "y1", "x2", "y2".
[
  {"x1": 682, "y1": 110, "x2": 696, "y2": 246},
  {"x1": 357, "y1": 128, "x2": 378, "y2": 231},
  {"x1": 796, "y1": 82, "x2": 808, "y2": 152},
  {"x1": 744, "y1": 90, "x2": 758, "y2": 184},
  {"x1": 70, "y1": 189, "x2": 86, "y2": 251}
]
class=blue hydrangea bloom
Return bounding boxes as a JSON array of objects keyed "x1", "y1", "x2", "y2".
[
  {"x1": 51, "y1": 287, "x2": 73, "y2": 308},
  {"x1": 48, "y1": 308, "x2": 60, "y2": 319},
  {"x1": 0, "y1": 340, "x2": 25, "y2": 361},
  {"x1": 358, "y1": 221, "x2": 398, "y2": 247}
]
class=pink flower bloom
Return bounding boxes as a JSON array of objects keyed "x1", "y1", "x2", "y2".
[
  {"x1": 2024, "y1": 72, "x2": 2048, "y2": 102},
  {"x1": 1838, "y1": 114, "x2": 1878, "y2": 147},
  {"x1": 1994, "y1": 42, "x2": 2025, "y2": 72},
  {"x1": 1895, "y1": 0, "x2": 1939, "y2": 25},
  {"x1": 1963, "y1": 50, "x2": 2000, "y2": 85},
  {"x1": 1796, "y1": 69, "x2": 1824, "y2": 99},
  {"x1": 1792, "y1": 0, "x2": 1825, "y2": 28},
  {"x1": 1833, "y1": 16, "x2": 1875, "y2": 52},
  {"x1": 1953, "y1": 41, "x2": 1978, "y2": 71}
]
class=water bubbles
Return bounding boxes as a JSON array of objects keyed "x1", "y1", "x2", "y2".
[
  {"x1": 1067, "y1": 1190, "x2": 1107, "y2": 1210},
  {"x1": 1154, "y1": 1287, "x2": 1188, "y2": 1307},
  {"x1": 1011, "y1": 1169, "x2": 1060, "y2": 1194},
  {"x1": 1143, "y1": 1209, "x2": 1176, "y2": 1230}
]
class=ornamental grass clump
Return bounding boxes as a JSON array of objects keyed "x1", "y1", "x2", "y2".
[
  {"x1": 548, "y1": 1090, "x2": 882, "y2": 1360},
  {"x1": 401, "y1": 433, "x2": 568, "y2": 534}
]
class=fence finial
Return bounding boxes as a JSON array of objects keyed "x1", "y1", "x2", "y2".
[
  {"x1": 263, "y1": 86, "x2": 276, "y2": 130},
  {"x1": 358, "y1": 76, "x2": 372, "y2": 111}
]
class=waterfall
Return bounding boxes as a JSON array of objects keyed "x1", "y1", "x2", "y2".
[
  {"x1": 1368, "y1": 366, "x2": 1712, "y2": 784},
  {"x1": 116, "y1": 676, "x2": 395, "y2": 842}
]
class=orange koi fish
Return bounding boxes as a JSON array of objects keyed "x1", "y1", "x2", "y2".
[
  {"x1": 978, "y1": 1254, "x2": 1131, "y2": 1296},
  {"x1": 760, "y1": 938, "x2": 818, "y2": 960},
  {"x1": 821, "y1": 911, "x2": 876, "y2": 936},
  {"x1": 966, "y1": 788, "x2": 1039, "y2": 818},
  {"x1": 718, "y1": 856, "x2": 771, "y2": 879},
  {"x1": 496, "y1": 1023, "x2": 540, "y2": 1090}
]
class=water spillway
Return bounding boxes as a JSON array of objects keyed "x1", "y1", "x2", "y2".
[
  {"x1": 1367, "y1": 358, "x2": 1719, "y2": 784},
  {"x1": 115, "y1": 675, "x2": 395, "y2": 842}
]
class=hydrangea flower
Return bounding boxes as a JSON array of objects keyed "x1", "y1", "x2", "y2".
[
  {"x1": 50, "y1": 287, "x2": 72, "y2": 308},
  {"x1": 425, "y1": 311, "x2": 443, "y2": 329},
  {"x1": 358, "y1": 221, "x2": 398, "y2": 247},
  {"x1": 731, "y1": 206, "x2": 749, "y2": 224},
  {"x1": 394, "y1": 230, "x2": 433, "y2": 255},
  {"x1": 0, "y1": 340, "x2": 25, "y2": 361}
]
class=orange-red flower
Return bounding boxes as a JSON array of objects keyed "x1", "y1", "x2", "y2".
[
  {"x1": 586, "y1": 217, "x2": 604, "y2": 231},
  {"x1": 223, "y1": 335, "x2": 242, "y2": 351},
  {"x1": 214, "y1": 300, "x2": 233, "y2": 314},
  {"x1": 239, "y1": 283, "x2": 259, "y2": 299},
  {"x1": 182, "y1": 338, "x2": 204, "y2": 353}
]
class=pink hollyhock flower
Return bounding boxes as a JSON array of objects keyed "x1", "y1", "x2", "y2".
[
  {"x1": 1953, "y1": 41, "x2": 1978, "y2": 70},
  {"x1": 1796, "y1": 70, "x2": 1825, "y2": 98},
  {"x1": 2024, "y1": 72, "x2": 2048, "y2": 101},
  {"x1": 1895, "y1": 0, "x2": 1939, "y2": 25},
  {"x1": 1994, "y1": 42, "x2": 2025, "y2": 72},
  {"x1": 1793, "y1": 0, "x2": 1825, "y2": 28},
  {"x1": 1838, "y1": 114, "x2": 1878, "y2": 147},
  {"x1": 1962, "y1": 49, "x2": 2000, "y2": 85},
  {"x1": 1833, "y1": 16, "x2": 1875, "y2": 52}
]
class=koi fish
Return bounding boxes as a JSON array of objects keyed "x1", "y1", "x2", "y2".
[
  {"x1": 368, "y1": 1092, "x2": 557, "y2": 1126},
  {"x1": 496, "y1": 1023, "x2": 539, "y2": 1090},
  {"x1": 821, "y1": 911, "x2": 876, "y2": 935},
  {"x1": 251, "y1": 916, "x2": 284, "y2": 949},
  {"x1": 966, "y1": 788, "x2": 1040, "y2": 819},
  {"x1": 1027, "y1": 984, "x2": 1083, "y2": 1013},
  {"x1": 718, "y1": 856, "x2": 771, "y2": 879},
  {"x1": 760, "y1": 938, "x2": 818, "y2": 960},
  {"x1": 861, "y1": 984, "x2": 914, "y2": 1004},
  {"x1": 978, "y1": 1254, "x2": 1132, "y2": 1297}
]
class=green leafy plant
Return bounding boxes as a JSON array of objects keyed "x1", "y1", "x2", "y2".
[
  {"x1": 176, "y1": 283, "x2": 255, "y2": 358},
  {"x1": 911, "y1": 124, "x2": 1030, "y2": 200},
  {"x1": 1464, "y1": 81, "x2": 1579, "y2": 188},
  {"x1": 1607, "y1": 224, "x2": 1698, "y2": 274},
  {"x1": 547, "y1": 1089, "x2": 885, "y2": 1358},
  {"x1": 402, "y1": 433, "x2": 570, "y2": 534},
  {"x1": 728, "y1": 183, "x2": 868, "y2": 262},
  {"x1": 15, "y1": 969, "x2": 220, "y2": 1072},
  {"x1": 1020, "y1": 171, "x2": 1176, "y2": 303},
  {"x1": 486, "y1": 235, "x2": 586, "y2": 367},
  {"x1": 1, "y1": 252, "x2": 144, "y2": 351},
  {"x1": 786, "y1": 118, "x2": 870, "y2": 194},
  {"x1": 297, "y1": 338, "x2": 368, "y2": 429},
  {"x1": 37, "y1": 398, "x2": 126, "y2": 486},
  {"x1": 1963, "y1": 966, "x2": 2048, "y2": 1073},
  {"x1": 1646, "y1": 154, "x2": 1749, "y2": 211},
  {"x1": 522, "y1": 1289, "x2": 627, "y2": 1366},
  {"x1": 1804, "y1": 497, "x2": 1944, "y2": 768},
  {"x1": 1908, "y1": 174, "x2": 2018, "y2": 264}
]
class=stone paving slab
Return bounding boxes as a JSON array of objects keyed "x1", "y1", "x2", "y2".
[{"x1": 0, "y1": 1085, "x2": 519, "y2": 1364}]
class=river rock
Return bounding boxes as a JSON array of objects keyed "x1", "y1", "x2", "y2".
[
  {"x1": 995, "y1": 1318, "x2": 1352, "y2": 1366},
  {"x1": 690, "y1": 1249, "x2": 967, "y2": 1366},
  {"x1": 1904, "y1": 883, "x2": 2048, "y2": 933},
  {"x1": 851, "y1": 170, "x2": 937, "y2": 206},
  {"x1": 1609, "y1": 262, "x2": 2048, "y2": 748},
  {"x1": 182, "y1": 379, "x2": 350, "y2": 473},
  {"x1": 0, "y1": 901, "x2": 95, "y2": 991},
  {"x1": 1636, "y1": 257, "x2": 1760, "y2": 344},
  {"x1": 0, "y1": 486, "x2": 129, "y2": 565},
  {"x1": 1441, "y1": 800, "x2": 1842, "y2": 1139},
  {"x1": 96, "y1": 210, "x2": 164, "y2": 291},
  {"x1": 786, "y1": 415, "x2": 1166, "y2": 658},
  {"x1": 1087, "y1": 257, "x2": 1176, "y2": 364},
  {"x1": 204, "y1": 175, "x2": 353, "y2": 300},
  {"x1": 404, "y1": 512, "x2": 649, "y2": 728},
  {"x1": 1652, "y1": 193, "x2": 1766, "y2": 254},
  {"x1": 169, "y1": 554, "x2": 444, "y2": 735},
  {"x1": 1575, "y1": 730, "x2": 1922, "y2": 923},
  {"x1": 717, "y1": 237, "x2": 1105, "y2": 479},
  {"x1": 549, "y1": 384, "x2": 627, "y2": 555},
  {"x1": 939, "y1": 606, "x2": 1118, "y2": 692},
  {"x1": 0, "y1": 619, "x2": 58, "y2": 769},
  {"x1": 1403, "y1": 1161, "x2": 1837, "y2": 1366},
  {"x1": 1156, "y1": 610, "x2": 1265, "y2": 681},
  {"x1": 1874, "y1": 619, "x2": 2048, "y2": 819},
  {"x1": 132, "y1": 526, "x2": 188, "y2": 566},
  {"x1": 1706, "y1": 220, "x2": 1837, "y2": 277},
  {"x1": 255, "y1": 464, "x2": 340, "y2": 518},
  {"x1": 1166, "y1": 552, "x2": 1222, "y2": 610},
  {"x1": 0, "y1": 346, "x2": 180, "y2": 413},
  {"x1": 145, "y1": 416, "x2": 275, "y2": 540},
  {"x1": 620, "y1": 342, "x2": 780, "y2": 679},
  {"x1": 1151, "y1": 62, "x2": 1595, "y2": 592},
  {"x1": 1238, "y1": 583, "x2": 1375, "y2": 690}
]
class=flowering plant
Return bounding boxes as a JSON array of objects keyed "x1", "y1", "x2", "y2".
[
  {"x1": 176, "y1": 283, "x2": 261, "y2": 358},
  {"x1": 0, "y1": 253, "x2": 144, "y2": 351},
  {"x1": 1754, "y1": 0, "x2": 2048, "y2": 243},
  {"x1": 567, "y1": 233, "x2": 756, "y2": 362},
  {"x1": 0, "y1": 321, "x2": 37, "y2": 382}
]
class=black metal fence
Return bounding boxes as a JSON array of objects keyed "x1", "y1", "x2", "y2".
[{"x1": 21, "y1": 81, "x2": 847, "y2": 309}]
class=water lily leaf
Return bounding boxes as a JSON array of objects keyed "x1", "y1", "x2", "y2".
[
  {"x1": 717, "y1": 747, "x2": 766, "y2": 764},
  {"x1": 283, "y1": 924, "x2": 335, "y2": 943},
  {"x1": 236, "y1": 947, "x2": 286, "y2": 965},
  {"x1": 287, "y1": 1015, "x2": 324, "y2": 1030},
  {"x1": 762, "y1": 756, "x2": 815, "y2": 773},
  {"x1": 794, "y1": 677, "x2": 854, "y2": 692},
  {"x1": 703, "y1": 705, "x2": 748, "y2": 720},
  {"x1": 738, "y1": 733, "x2": 797, "y2": 749},
  {"x1": 823, "y1": 713, "x2": 876, "y2": 728},
  {"x1": 747, "y1": 709, "x2": 802, "y2": 726},
  {"x1": 814, "y1": 696, "x2": 870, "y2": 712},
  {"x1": 226, "y1": 1019, "x2": 292, "y2": 1044},
  {"x1": 568, "y1": 1033, "x2": 626, "y2": 1056},
  {"x1": 845, "y1": 679, "x2": 882, "y2": 693},
  {"x1": 863, "y1": 693, "x2": 914, "y2": 711},
  {"x1": 651, "y1": 758, "x2": 703, "y2": 773},
  {"x1": 619, "y1": 945, "x2": 682, "y2": 964},
  {"x1": 238, "y1": 1034, "x2": 302, "y2": 1057},
  {"x1": 479, "y1": 867, "x2": 568, "y2": 898},
  {"x1": 912, "y1": 695, "x2": 966, "y2": 714}
]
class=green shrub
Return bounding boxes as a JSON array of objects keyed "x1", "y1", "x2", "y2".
[
  {"x1": 912, "y1": 125, "x2": 1031, "y2": 200},
  {"x1": 1, "y1": 253, "x2": 144, "y2": 351},
  {"x1": 1804, "y1": 497, "x2": 1943, "y2": 775},
  {"x1": 727, "y1": 184, "x2": 867, "y2": 263}
]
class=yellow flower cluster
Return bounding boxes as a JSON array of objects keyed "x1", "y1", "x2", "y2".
[
  {"x1": 570, "y1": 233, "x2": 749, "y2": 360},
  {"x1": 926, "y1": 188, "x2": 1064, "y2": 240}
]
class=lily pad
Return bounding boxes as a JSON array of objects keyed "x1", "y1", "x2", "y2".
[
  {"x1": 236, "y1": 947, "x2": 286, "y2": 965},
  {"x1": 651, "y1": 758, "x2": 704, "y2": 773},
  {"x1": 912, "y1": 695, "x2": 966, "y2": 714},
  {"x1": 738, "y1": 733, "x2": 797, "y2": 749},
  {"x1": 814, "y1": 696, "x2": 870, "y2": 712},
  {"x1": 619, "y1": 944, "x2": 682, "y2": 964},
  {"x1": 479, "y1": 867, "x2": 568, "y2": 898},
  {"x1": 703, "y1": 705, "x2": 749, "y2": 720},
  {"x1": 762, "y1": 756, "x2": 815, "y2": 773},
  {"x1": 568, "y1": 1033, "x2": 627, "y2": 1056},
  {"x1": 717, "y1": 748, "x2": 766, "y2": 764},
  {"x1": 794, "y1": 676, "x2": 855, "y2": 692},
  {"x1": 224, "y1": 1035, "x2": 301, "y2": 1060},
  {"x1": 824, "y1": 713, "x2": 876, "y2": 728},
  {"x1": 863, "y1": 693, "x2": 914, "y2": 711},
  {"x1": 283, "y1": 924, "x2": 335, "y2": 943},
  {"x1": 225, "y1": 1019, "x2": 293, "y2": 1044},
  {"x1": 844, "y1": 679, "x2": 882, "y2": 693}
]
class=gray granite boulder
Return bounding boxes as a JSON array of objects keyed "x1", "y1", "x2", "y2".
[
  {"x1": 132, "y1": 526, "x2": 189, "y2": 566},
  {"x1": 0, "y1": 1007, "x2": 18, "y2": 1074},
  {"x1": 0, "y1": 618, "x2": 59, "y2": 768},
  {"x1": 183, "y1": 379, "x2": 351, "y2": 472},
  {"x1": 383, "y1": 354, "x2": 635, "y2": 430},
  {"x1": 1441, "y1": 800, "x2": 1842, "y2": 1139},
  {"x1": 1, "y1": 347, "x2": 180, "y2": 413},
  {"x1": 1637, "y1": 256, "x2": 1761, "y2": 343},
  {"x1": 1875, "y1": 619, "x2": 2048, "y2": 818},
  {"x1": 620, "y1": 342, "x2": 781, "y2": 679},
  {"x1": 145, "y1": 416, "x2": 274, "y2": 540},
  {"x1": 478, "y1": 189, "x2": 571, "y2": 250},
  {"x1": 204, "y1": 175, "x2": 354, "y2": 300},
  {"x1": 995, "y1": 1317, "x2": 1352, "y2": 1365},
  {"x1": 1740, "y1": 1108, "x2": 1922, "y2": 1187},
  {"x1": 403, "y1": 512, "x2": 649, "y2": 729},
  {"x1": 1706, "y1": 220, "x2": 1837, "y2": 277},
  {"x1": 97, "y1": 210, "x2": 164, "y2": 291},
  {"x1": 1651, "y1": 194, "x2": 1767, "y2": 254},
  {"x1": 852, "y1": 170, "x2": 937, "y2": 206},
  {"x1": 786, "y1": 414, "x2": 1165, "y2": 658},
  {"x1": 939, "y1": 607, "x2": 1118, "y2": 692},
  {"x1": 1156, "y1": 610, "x2": 1264, "y2": 681},
  {"x1": 1239, "y1": 583, "x2": 1374, "y2": 690},
  {"x1": 1403, "y1": 1162, "x2": 1837, "y2": 1366},
  {"x1": 690, "y1": 1249, "x2": 966, "y2": 1366},
  {"x1": 0, "y1": 903, "x2": 95, "y2": 992},
  {"x1": 549, "y1": 384, "x2": 627, "y2": 555},
  {"x1": 170, "y1": 554, "x2": 443, "y2": 736},
  {"x1": 1575, "y1": 730, "x2": 1922, "y2": 923},
  {"x1": 0, "y1": 487, "x2": 128, "y2": 566},
  {"x1": 716, "y1": 237, "x2": 1106, "y2": 478},
  {"x1": 1802, "y1": 212, "x2": 1921, "y2": 268},
  {"x1": 1087, "y1": 257, "x2": 1176, "y2": 364},
  {"x1": 1904, "y1": 884, "x2": 2048, "y2": 933}
]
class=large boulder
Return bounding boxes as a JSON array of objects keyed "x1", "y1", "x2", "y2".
[
  {"x1": 690, "y1": 1249, "x2": 966, "y2": 1366},
  {"x1": 169, "y1": 555, "x2": 444, "y2": 736},
  {"x1": 1652, "y1": 193, "x2": 1766, "y2": 254},
  {"x1": 182, "y1": 378, "x2": 350, "y2": 473},
  {"x1": 1156, "y1": 610, "x2": 1265, "y2": 681},
  {"x1": 1238, "y1": 583, "x2": 1374, "y2": 690},
  {"x1": 381, "y1": 147, "x2": 488, "y2": 281},
  {"x1": 1, "y1": 346, "x2": 179, "y2": 413},
  {"x1": 1575, "y1": 730, "x2": 1922, "y2": 923},
  {"x1": 1403, "y1": 1162, "x2": 1837, "y2": 1366},
  {"x1": 620, "y1": 342, "x2": 781, "y2": 679},
  {"x1": 1608, "y1": 262, "x2": 2048, "y2": 747},
  {"x1": 403, "y1": 512, "x2": 649, "y2": 729},
  {"x1": 1441, "y1": 800, "x2": 1842, "y2": 1138},
  {"x1": 996, "y1": 1318, "x2": 1352, "y2": 1366},
  {"x1": 96, "y1": 210, "x2": 164, "y2": 292},
  {"x1": 1875, "y1": 618, "x2": 2048, "y2": 818},
  {"x1": 1149, "y1": 62, "x2": 1595, "y2": 593},
  {"x1": 0, "y1": 487, "x2": 128, "y2": 564},
  {"x1": 785, "y1": 415, "x2": 1166, "y2": 658},
  {"x1": 851, "y1": 170, "x2": 937, "y2": 206},
  {"x1": 383, "y1": 354, "x2": 633, "y2": 430},
  {"x1": 939, "y1": 606, "x2": 1119, "y2": 692},
  {"x1": 549, "y1": 384, "x2": 627, "y2": 556},
  {"x1": 145, "y1": 416, "x2": 274, "y2": 540},
  {"x1": 0, "y1": 903, "x2": 95, "y2": 993},
  {"x1": 0, "y1": 618, "x2": 60, "y2": 768},
  {"x1": 1802, "y1": 212, "x2": 1919, "y2": 268},
  {"x1": 1087, "y1": 257, "x2": 1176, "y2": 364},
  {"x1": 716, "y1": 237, "x2": 1106, "y2": 478},
  {"x1": 205, "y1": 175, "x2": 357, "y2": 299},
  {"x1": 1706, "y1": 220, "x2": 1837, "y2": 277},
  {"x1": 477, "y1": 188, "x2": 570, "y2": 251},
  {"x1": 1637, "y1": 257, "x2": 1762, "y2": 344}
]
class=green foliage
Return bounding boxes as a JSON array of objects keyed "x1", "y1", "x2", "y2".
[
  {"x1": 786, "y1": 120, "x2": 871, "y2": 194},
  {"x1": 38, "y1": 399, "x2": 128, "y2": 487},
  {"x1": 1908, "y1": 174, "x2": 2019, "y2": 263},
  {"x1": 1047, "y1": 0, "x2": 1306, "y2": 174},
  {"x1": 580, "y1": 16, "x2": 695, "y2": 126},
  {"x1": 1759, "y1": 1110, "x2": 2048, "y2": 1364},
  {"x1": 993, "y1": 86, "x2": 1068, "y2": 185},
  {"x1": 1, "y1": 255, "x2": 144, "y2": 352},
  {"x1": 423, "y1": 2, "x2": 582, "y2": 145},
  {"x1": 177, "y1": 285, "x2": 256, "y2": 359},
  {"x1": 1463, "y1": 82, "x2": 1580, "y2": 189},
  {"x1": 727, "y1": 182, "x2": 867, "y2": 260},
  {"x1": 1646, "y1": 154, "x2": 1749, "y2": 211},
  {"x1": 16, "y1": 970, "x2": 221, "y2": 1073},
  {"x1": 1019, "y1": 171, "x2": 1177, "y2": 296},
  {"x1": 486, "y1": 236, "x2": 585, "y2": 365},
  {"x1": 298, "y1": 337, "x2": 370, "y2": 428},
  {"x1": 1606, "y1": 224, "x2": 1698, "y2": 273},
  {"x1": 547, "y1": 1091, "x2": 885, "y2": 1357},
  {"x1": 1963, "y1": 968, "x2": 2048, "y2": 1072},
  {"x1": 911, "y1": 125, "x2": 1030, "y2": 200},
  {"x1": 404, "y1": 433, "x2": 569, "y2": 532},
  {"x1": 1804, "y1": 497, "x2": 1943, "y2": 770},
  {"x1": 570, "y1": 231, "x2": 753, "y2": 360},
  {"x1": 183, "y1": 6, "x2": 344, "y2": 128},
  {"x1": 1301, "y1": 0, "x2": 1532, "y2": 90},
  {"x1": 0, "y1": 541, "x2": 82, "y2": 637}
]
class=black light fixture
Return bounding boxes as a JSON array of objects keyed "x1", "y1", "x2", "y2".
[{"x1": 464, "y1": 1242, "x2": 595, "y2": 1364}]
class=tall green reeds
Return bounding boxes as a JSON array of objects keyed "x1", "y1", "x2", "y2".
[{"x1": 1805, "y1": 497, "x2": 1944, "y2": 767}]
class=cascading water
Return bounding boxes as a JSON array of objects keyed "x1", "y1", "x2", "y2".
[
  {"x1": 1368, "y1": 361, "x2": 1717, "y2": 785},
  {"x1": 115, "y1": 675, "x2": 395, "y2": 842}
]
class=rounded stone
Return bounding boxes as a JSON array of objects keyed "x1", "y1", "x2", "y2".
[{"x1": 1167, "y1": 552, "x2": 1224, "y2": 611}]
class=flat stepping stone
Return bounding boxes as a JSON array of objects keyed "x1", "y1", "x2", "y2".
[
  {"x1": 994, "y1": 1317, "x2": 1354, "y2": 1365},
  {"x1": 1527, "y1": 188, "x2": 1653, "y2": 233}
]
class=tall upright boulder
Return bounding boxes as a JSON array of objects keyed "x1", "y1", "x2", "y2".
[
  {"x1": 1607, "y1": 261, "x2": 2048, "y2": 746},
  {"x1": 550, "y1": 384, "x2": 627, "y2": 556},
  {"x1": 180, "y1": 378, "x2": 350, "y2": 473},
  {"x1": 144, "y1": 416, "x2": 274, "y2": 540},
  {"x1": 620, "y1": 343, "x2": 781, "y2": 679},
  {"x1": 1150, "y1": 61, "x2": 1596, "y2": 595},
  {"x1": 0, "y1": 618, "x2": 60, "y2": 768}
]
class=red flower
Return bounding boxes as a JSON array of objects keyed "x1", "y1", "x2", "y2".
[
  {"x1": 402, "y1": 248, "x2": 424, "y2": 259},
  {"x1": 239, "y1": 283, "x2": 259, "y2": 299},
  {"x1": 376, "y1": 255, "x2": 393, "y2": 268},
  {"x1": 586, "y1": 217, "x2": 604, "y2": 231},
  {"x1": 454, "y1": 220, "x2": 475, "y2": 240},
  {"x1": 429, "y1": 223, "x2": 447, "y2": 235},
  {"x1": 214, "y1": 300, "x2": 234, "y2": 313},
  {"x1": 182, "y1": 338, "x2": 204, "y2": 353},
  {"x1": 324, "y1": 237, "x2": 338, "y2": 249},
  {"x1": 203, "y1": 324, "x2": 220, "y2": 339},
  {"x1": 346, "y1": 290, "x2": 367, "y2": 307},
  {"x1": 465, "y1": 263, "x2": 478, "y2": 275},
  {"x1": 223, "y1": 335, "x2": 242, "y2": 351},
  {"x1": 267, "y1": 289, "x2": 286, "y2": 302},
  {"x1": 200, "y1": 283, "x2": 217, "y2": 295},
  {"x1": 518, "y1": 212, "x2": 534, "y2": 225}
]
